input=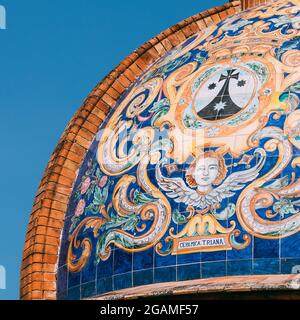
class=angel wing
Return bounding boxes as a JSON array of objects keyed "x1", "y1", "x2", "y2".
[
  {"x1": 212, "y1": 148, "x2": 266, "y2": 203},
  {"x1": 156, "y1": 149, "x2": 266, "y2": 210},
  {"x1": 155, "y1": 159, "x2": 209, "y2": 209}
]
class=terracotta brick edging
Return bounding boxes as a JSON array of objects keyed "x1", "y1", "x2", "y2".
[
  {"x1": 20, "y1": 1, "x2": 243, "y2": 300},
  {"x1": 241, "y1": 0, "x2": 273, "y2": 9}
]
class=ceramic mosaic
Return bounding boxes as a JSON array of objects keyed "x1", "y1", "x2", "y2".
[{"x1": 57, "y1": 0, "x2": 300, "y2": 300}]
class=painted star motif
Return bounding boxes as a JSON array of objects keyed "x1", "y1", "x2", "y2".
[
  {"x1": 208, "y1": 83, "x2": 217, "y2": 90},
  {"x1": 213, "y1": 101, "x2": 227, "y2": 112},
  {"x1": 237, "y1": 80, "x2": 246, "y2": 87}
]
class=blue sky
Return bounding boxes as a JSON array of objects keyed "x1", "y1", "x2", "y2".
[{"x1": 0, "y1": 0, "x2": 225, "y2": 299}]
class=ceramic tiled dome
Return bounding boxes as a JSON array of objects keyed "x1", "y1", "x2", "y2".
[{"x1": 21, "y1": 0, "x2": 300, "y2": 300}]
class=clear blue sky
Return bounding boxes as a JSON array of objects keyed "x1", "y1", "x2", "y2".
[{"x1": 0, "y1": 0, "x2": 225, "y2": 299}]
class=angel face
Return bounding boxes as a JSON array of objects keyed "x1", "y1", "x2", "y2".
[
  {"x1": 186, "y1": 151, "x2": 228, "y2": 193},
  {"x1": 193, "y1": 157, "x2": 219, "y2": 188}
]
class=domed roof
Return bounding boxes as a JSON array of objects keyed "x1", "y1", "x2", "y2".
[{"x1": 21, "y1": 0, "x2": 300, "y2": 300}]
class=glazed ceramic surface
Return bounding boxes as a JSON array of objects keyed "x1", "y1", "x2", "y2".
[{"x1": 57, "y1": 0, "x2": 300, "y2": 300}]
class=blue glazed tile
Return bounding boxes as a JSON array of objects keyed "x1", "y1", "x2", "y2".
[
  {"x1": 133, "y1": 269, "x2": 154, "y2": 287},
  {"x1": 58, "y1": 228, "x2": 71, "y2": 268},
  {"x1": 281, "y1": 232, "x2": 300, "y2": 258},
  {"x1": 154, "y1": 266, "x2": 176, "y2": 283},
  {"x1": 57, "y1": 265, "x2": 68, "y2": 295},
  {"x1": 177, "y1": 253, "x2": 201, "y2": 265},
  {"x1": 154, "y1": 251, "x2": 176, "y2": 268},
  {"x1": 65, "y1": 196, "x2": 78, "y2": 219},
  {"x1": 81, "y1": 281, "x2": 96, "y2": 299},
  {"x1": 57, "y1": 290, "x2": 68, "y2": 300},
  {"x1": 81, "y1": 260, "x2": 96, "y2": 284},
  {"x1": 281, "y1": 258, "x2": 300, "y2": 274},
  {"x1": 253, "y1": 258, "x2": 280, "y2": 275},
  {"x1": 68, "y1": 269, "x2": 80, "y2": 288},
  {"x1": 114, "y1": 249, "x2": 133, "y2": 275},
  {"x1": 89, "y1": 139, "x2": 99, "y2": 154},
  {"x1": 133, "y1": 248, "x2": 153, "y2": 271},
  {"x1": 147, "y1": 169, "x2": 157, "y2": 182},
  {"x1": 227, "y1": 243, "x2": 253, "y2": 260},
  {"x1": 97, "y1": 276, "x2": 113, "y2": 295},
  {"x1": 201, "y1": 250, "x2": 226, "y2": 262},
  {"x1": 67, "y1": 285, "x2": 80, "y2": 300},
  {"x1": 177, "y1": 263, "x2": 201, "y2": 281},
  {"x1": 227, "y1": 259, "x2": 252, "y2": 276},
  {"x1": 97, "y1": 255, "x2": 113, "y2": 280},
  {"x1": 201, "y1": 261, "x2": 226, "y2": 279},
  {"x1": 293, "y1": 144, "x2": 300, "y2": 157},
  {"x1": 114, "y1": 273, "x2": 133, "y2": 291},
  {"x1": 254, "y1": 237, "x2": 279, "y2": 259}
]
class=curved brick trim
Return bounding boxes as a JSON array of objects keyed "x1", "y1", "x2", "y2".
[
  {"x1": 242, "y1": 0, "x2": 272, "y2": 10},
  {"x1": 20, "y1": 1, "x2": 243, "y2": 300},
  {"x1": 90, "y1": 275, "x2": 300, "y2": 300}
]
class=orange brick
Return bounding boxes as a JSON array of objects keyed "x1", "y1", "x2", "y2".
[
  {"x1": 123, "y1": 69, "x2": 136, "y2": 82},
  {"x1": 140, "y1": 50, "x2": 158, "y2": 66},
  {"x1": 31, "y1": 291, "x2": 44, "y2": 300},
  {"x1": 22, "y1": 292, "x2": 32, "y2": 300},
  {"x1": 46, "y1": 227, "x2": 62, "y2": 238},
  {"x1": 91, "y1": 106, "x2": 108, "y2": 120},
  {"x1": 44, "y1": 273, "x2": 57, "y2": 282},
  {"x1": 167, "y1": 33, "x2": 181, "y2": 47},
  {"x1": 136, "y1": 56, "x2": 150, "y2": 71},
  {"x1": 43, "y1": 281, "x2": 56, "y2": 291},
  {"x1": 111, "y1": 81, "x2": 126, "y2": 95},
  {"x1": 75, "y1": 135, "x2": 92, "y2": 150},
  {"x1": 44, "y1": 290, "x2": 57, "y2": 300},
  {"x1": 43, "y1": 263, "x2": 57, "y2": 273},
  {"x1": 102, "y1": 93, "x2": 116, "y2": 107},
  {"x1": 181, "y1": 25, "x2": 194, "y2": 38},
  {"x1": 211, "y1": 13, "x2": 222, "y2": 23},
  {"x1": 129, "y1": 63, "x2": 144, "y2": 77},
  {"x1": 188, "y1": 21, "x2": 201, "y2": 33},
  {"x1": 204, "y1": 15, "x2": 214, "y2": 26},
  {"x1": 154, "y1": 42, "x2": 167, "y2": 56},
  {"x1": 174, "y1": 30, "x2": 186, "y2": 43},
  {"x1": 219, "y1": 10, "x2": 230, "y2": 20}
]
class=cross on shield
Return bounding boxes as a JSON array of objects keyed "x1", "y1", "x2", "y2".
[{"x1": 197, "y1": 69, "x2": 243, "y2": 121}]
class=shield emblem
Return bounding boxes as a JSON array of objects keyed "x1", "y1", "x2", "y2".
[{"x1": 193, "y1": 67, "x2": 255, "y2": 121}]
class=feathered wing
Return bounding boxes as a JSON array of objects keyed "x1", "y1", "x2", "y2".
[
  {"x1": 155, "y1": 149, "x2": 266, "y2": 209},
  {"x1": 155, "y1": 160, "x2": 207, "y2": 208},
  {"x1": 213, "y1": 149, "x2": 266, "y2": 203}
]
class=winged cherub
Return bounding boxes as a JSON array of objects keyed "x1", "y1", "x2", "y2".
[{"x1": 156, "y1": 149, "x2": 266, "y2": 210}]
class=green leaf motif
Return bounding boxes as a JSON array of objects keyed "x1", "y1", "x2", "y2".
[
  {"x1": 103, "y1": 213, "x2": 140, "y2": 232},
  {"x1": 172, "y1": 209, "x2": 190, "y2": 225},
  {"x1": 101, "y1": 186, "x2": 109, "y2": 204},
  {"x1": 149, "y1": 98, "x2": 170, "y2": 126},
  {"x1": 69, "y1": 216, "x2": 80, "y2": 234},
  {"x1": 133, "y1": 190, "x2": 158, "y2": 206},
  {"x1": 95, "y1": 168, "x2": 102, "y2": 179},
  {"x1": 85, "y1": 203, "x2": 99, "y2": 215}
]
